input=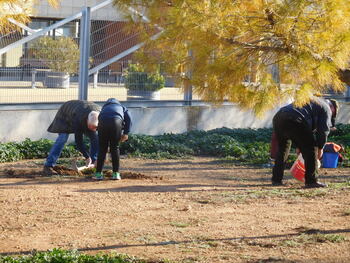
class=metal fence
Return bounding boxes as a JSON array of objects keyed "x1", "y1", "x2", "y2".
[
  {"x1": 0, "y1": 14, "x2": 81, "y2": 103},
  {"x1": 0, "y1": 0, "x2": 194, "y2": 105}
]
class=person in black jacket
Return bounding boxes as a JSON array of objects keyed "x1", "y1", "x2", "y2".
[
  {"x1": 94, "y1": 98, "x2": 132, "y2": 180},
  {"x1": 272, "y1": 97, "x2": 338, "y2": 188},
  {"x1": 43, "y1": 100, "x2": 100, "y2": 176}
]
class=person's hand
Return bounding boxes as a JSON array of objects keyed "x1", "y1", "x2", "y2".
[
  {"x1": 330, "y1": 127, "x2": 337, "y2": 132},
  {"x1": 317, "y1": 159, "x2": 321, "y2": 169},
  {"x1": 317, "y1": 148, "x2": 323, "y2": 160},
  {"x1": 85, "y1": 157, "x2": 92, "y2": 167},
  {"x1": 296, "y1": 148, "x2": 300, "y2": 155},
  {"x1": 120, "y1": 134, "x2": 128, "y2": 142},
  {"x1": 87, "y1": 160, "x2": 96, "y2": 168}
]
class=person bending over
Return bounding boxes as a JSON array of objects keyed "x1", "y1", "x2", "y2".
[
  {"x1": 94, "y1": 98, "x2": 131, "y2": 180},
  {"x1": 272, "y1": 97, "x2": 338, "y2": 188},
  {"x1": 44, "y1": 100, "x2": 100, "y2": 176}
]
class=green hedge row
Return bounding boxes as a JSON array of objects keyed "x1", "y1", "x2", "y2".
[
  {"x1": 0, "y1": 138, "x2": 79, "y2": 163},
  {"x1": 0, "y1": 248, "x2": 156, "y2": 263},
  {"x1": 121, "y1": 128, "x2": 272, "y2": 164},
  {"x1": 1, "y1": 125, "x2": 349, "y2": 165}
]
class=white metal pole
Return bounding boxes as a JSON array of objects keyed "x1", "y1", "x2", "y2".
[
  {"x1": 78, "y1": 7, "x2": 91, "y2": 100},
  {"x1": 93, "y1": 72, "x2": 98, "y2": 88}
]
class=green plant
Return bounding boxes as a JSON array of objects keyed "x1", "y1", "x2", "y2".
[
  {"x1": 296, "y1": 233, "x2": 347, "y2": 244},
  {"x1": 32, "y1": 36, "x2": 80, "y2": 74},
  {"x1": 0, "y1": 139, "x2": 80, "y2": 163},
  {"x1": 124, "y1": 63, "x2": 165, "y2": 91},
  {"x1": 3, "y1": 123, "x2": 350, "y2": 164},
  {"x1": 16, "y1": 138, "x2": 52, "y2": 159},
  {"x1": 0, "y1": 142, "x2": 23, "y2": 162},
  {"x1": 0, "y1": 248, "x2": 167, "y2": 263}
]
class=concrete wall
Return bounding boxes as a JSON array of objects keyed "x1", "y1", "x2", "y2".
[{"x1": 0, "y1": 103, "x2": 349, "y2": 142}]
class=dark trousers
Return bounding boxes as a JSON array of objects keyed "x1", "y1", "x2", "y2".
[
  {"x1": 96, "y1": 118, "x2": 123, "y2": 173},
  {"x1": 272, "y1": 112, "x2": 318, "y2": 185}
]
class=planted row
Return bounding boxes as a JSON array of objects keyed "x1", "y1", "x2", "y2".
[
  {"x1": 0, "y1": 248, "x2": 155, "y2": 263},
  {"x1": 0, "y1": 125, "x2": 349, "y2": 165},
  {"x1": 0, "y1": 138, "x2": 79, "y2": 163}
]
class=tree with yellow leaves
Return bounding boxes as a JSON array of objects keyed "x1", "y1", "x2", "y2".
[
  {"x1": 114, "y1": 0, "x2": 350, "y2": 115},
  {"x1": 0, "y1": 0, "x2": 57, "y2": 34}
]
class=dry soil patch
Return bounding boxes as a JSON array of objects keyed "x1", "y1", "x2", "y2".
[{"x1": 0, "y1": 157, "x2": 350, "y2": 263}]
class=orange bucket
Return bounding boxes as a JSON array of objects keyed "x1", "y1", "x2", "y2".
[{"x1": 290, "y1": 155, "x2": 305, "y2": 182}]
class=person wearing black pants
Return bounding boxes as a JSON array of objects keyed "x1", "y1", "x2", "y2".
[
  {"x1": 272, "y1": 97, "x2": 338, "y2": 188},
  {"x1": 94, "y1": 98, "x2": 132, "y2": 180}
]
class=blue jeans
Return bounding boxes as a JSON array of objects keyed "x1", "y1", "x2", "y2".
[
  {"x1": 45, "y1": 133, "x2": 69, "y2": 167},
  {"x1": 45, "y1": 132, "x2": 99, "y2": 167}
]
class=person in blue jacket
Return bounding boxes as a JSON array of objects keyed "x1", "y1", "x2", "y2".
[
  {"x1": 94, "y1": 98, "x2": 132, "y2": 180},
  {"x1": 272, "y1": 97, "x2": 338, "y2": 188}
]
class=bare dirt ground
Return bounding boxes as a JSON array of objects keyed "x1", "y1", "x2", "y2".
[{"x1": 0, "y1": 157, "x2": 350, "y2": 263}]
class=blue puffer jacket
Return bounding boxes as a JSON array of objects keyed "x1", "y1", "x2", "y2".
[{"x1": 99, "y1": 98, "x2": 132, "y2": 134}]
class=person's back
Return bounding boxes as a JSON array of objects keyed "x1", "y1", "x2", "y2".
[
  {"x1": 48, "y1": 100, "x2": 101, "y2": 134},
  {"x1": 272, "y1": 97, "x2": 337, "y2": 188},
  {"x1": 99, "y1": 98, "x2": 125, "y2": 121},
  {"x1": 278, "y1": 98, "x2": 332, "y2": 134},
  {"x1": 94, "y1": 98, "x2": 132, "y2": 180}
]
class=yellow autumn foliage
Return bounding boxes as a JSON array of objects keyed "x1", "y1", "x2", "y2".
[
  {"x1": 114, "y1": 0, "x2": 350, "y2": 115},
  {"x1": 0, "y1": 0, "x2": 58, "y2": 34}
]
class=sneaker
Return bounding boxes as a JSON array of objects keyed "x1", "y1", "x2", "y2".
[
  {"x1": 112, "y1": 172, "x2": 121, "y2": 180},
  {"x1": 43, "y1": 166, "x2": 58, "y2": 176},
  {"x1": 305, "y1": 181, "x2": 327, "y2": 188},
  {"x1": 94, "y1": 172, "x2": 104, "y2": 180}
]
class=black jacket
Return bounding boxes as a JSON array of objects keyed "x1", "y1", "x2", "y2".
[
  {"x1": 99, "y1": 98, "x2": 132, "y2": 134},
  {"x1": 48, "y1": 100, "x2": 100, "y2": 134},
  {"x1": 278, "y1": 97, "x2": 332, "y2": 148},
  {"x1": 47, "y1": 100, "x2": 101, "y2": 159}
]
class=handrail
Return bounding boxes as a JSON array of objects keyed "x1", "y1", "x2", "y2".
[{"x1": 0, "y1": 0, "x2": 113, "y2": 56}]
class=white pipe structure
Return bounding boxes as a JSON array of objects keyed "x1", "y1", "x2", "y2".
[
  {"x1": 88, "y1": 5, "x2": 164, "y2": 75},
  {"x1": 7, "y1": 18, "x2": 36, "y2": 34},
  {"x1": 0, "y1": 0, "x2": 113, "y2": 56},
  {"x1": 88, "y1": 31, "x2": 162, "y2": 75}
]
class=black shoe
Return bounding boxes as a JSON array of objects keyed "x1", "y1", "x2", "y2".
[
  {"x1": 305, "y1": 182, "x2": 327, "y2": 188},
  {"x1": 43, "y1": 166, "x2": 58, "y2": 176},
  {"x1": 272, "y1": 181, "x2": 284, "y2": 186}
]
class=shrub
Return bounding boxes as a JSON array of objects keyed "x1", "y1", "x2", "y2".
[
  {"x1": 0, "y1": 142, "x2": 23, "y2": 162},
  {"x1": 121, "y1": 134, "x2": 193, "y2": 158},
  {"x1": 120, "y1": 130, "x2": 272, "y2": 164},
  {"x1": 0, "y1": 139, "x2": 80, "y2": 163},
  {"x1": 124, "y1": 63, "x2": 165, "y2": 91},
  {"x1": 16, "y1": 138, "x2": 52, "y2": 159},
  {"x1": 0, "y1": 248, "x2": 149, "y2": 263},
  {"x1": 31, "y1": 36, "x2": 80, "y2": 74},
  {"x1": 2, "y1": 124, "x2": 350, "y2": 166}
]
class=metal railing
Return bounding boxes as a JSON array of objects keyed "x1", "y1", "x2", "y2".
[{"x1": 0, "y1": 0, "x2": 193, "y2": 105}]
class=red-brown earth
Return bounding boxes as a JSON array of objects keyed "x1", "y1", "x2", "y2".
[{"x1": 0, "y1": 157, "x2": 350, "y2": 262}]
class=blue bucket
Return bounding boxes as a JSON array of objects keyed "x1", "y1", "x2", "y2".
[{"x1": 322, "y1": 152, "x2": 339, "y2": 168}]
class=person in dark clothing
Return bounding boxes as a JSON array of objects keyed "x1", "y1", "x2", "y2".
[
  {"x1": 44, "y1": 100, "x2": 100, "y2": 176},
  {"x1": 272, "y1": 97, "x2": 338, "y2": 188},
  {"x1": 94, "y1": 98, "x2": 132, "y2": 180}
]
